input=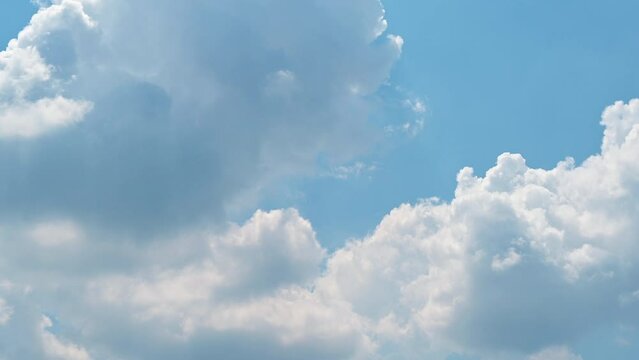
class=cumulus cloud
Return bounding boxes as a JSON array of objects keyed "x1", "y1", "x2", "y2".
[
  {"x1": 0, "y1": 0, "x2": 402, "y2": 234},
  {"x1": 3, "y1": 96, "x2": 639, "y2": 358},
  {"x1": 315, "y1": 99, "x2": 639, "y2": 357},
  {"x1": 39, "y1": 316, "x2": 92, "y2": 360},
  {"x1": 0, "y1": 97, "x2": 92, "y2": 138},
  {"x1": 2, "y1": 98, "x2": 630, "y2": 359},
  {"x1": 83, "y1": 209, "x2": 368, "y2": 359},
  {"x1": 0, "y1": 1, "x2": 402, "y2": 356},
  {"x1": 94, "y1": 209, "x2": 326, "y2": 310},
  {"x1": 0, "y1": 0, "x2": 94, "y2": 138}
]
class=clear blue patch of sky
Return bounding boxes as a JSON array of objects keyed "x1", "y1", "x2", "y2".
[
  {"x1": 575, "y1": 324, "x2": 639, "y2": 359},
  {"x1": 0, "y1": 1, "x2": 35, "y2": 45}
]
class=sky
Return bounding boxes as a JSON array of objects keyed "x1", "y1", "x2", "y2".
[{"x1": 0, "y1": 0, "x2": 639, "y2": 359}]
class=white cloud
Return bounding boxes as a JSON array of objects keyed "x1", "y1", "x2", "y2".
[
  {"x1": 0, "y1": 0, "x2": 95, "y2": 139},
  {"x1": 85, "y1": 209, "x2": 369, "y2": 359},
  {"x1": 0, "y1": 0, "x2": 408, "y2": 357},
  {"x1": 40, "y1": 316, "x2": 92, "y2": 360},
  {"x1": 6, "y1": 93, "x2": 639, "y2": 358},
  {"x1": 94, "y1": 209, "x2": 326, "y2": 313},
  {"x1": 315, "y1": 99, "x2": 639, "y2": 355},
  {"x1": 82, "y1": 107, "x2": 639, "y2": 356},
  {"x1": 28, "y1": 220, "x2": 84, "y2": 247},
  {"x1": 0, "y1": 0, "x2": 402, "y2": 232},
  {"x1": 0, "y1": 97, "x2": 92, "y2": 138},
  {"x1": 1, "y1": 94, "x2": 639, "y2": 359}
]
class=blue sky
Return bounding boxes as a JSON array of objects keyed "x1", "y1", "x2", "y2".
[{"x1": 1, "y1": 1, "x2": 639, "y2": 359}]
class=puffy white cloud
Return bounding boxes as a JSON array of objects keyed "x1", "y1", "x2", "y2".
[
  {"x1": 0, "y1": 0, "x2": 95, "y2": 138},
  {"x1": 0, "y1": 286, "x2": 92, "y2": 359},
  {"x1": 93, "y1": 209, "x2": 326, "y2": 311},
  {"x1": 1, "y1": 95, "x2": 638, "y2": 360},
  {"x1": 3, "y1": 98, "x2": 639, "y2": 359},
  {"x1": 39, "y1": 316, "x2": 92, "y2": 360},
  {"x1": 0, "y1": 97, "x2": 92, "y2": 138},
  {"x1": 315, "y1": 99, "x2": 639, "y2": 356},
  {"x1": 318, "y1": 199, "x2": 466, "y2": 337},
  {"x1": 0, "y1": 1, "x2": 402, "y2": 355},
  {"x1": 210, "y1": 209, "x2": 326, "y2": 293},
  {"x1": 82, "y1": 209, "x2": 369, "y2": 359}
]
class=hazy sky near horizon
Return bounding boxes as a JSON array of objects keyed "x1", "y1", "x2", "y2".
[{"x1": 1, "y1": 1, "x2": 639, "y2": 359}]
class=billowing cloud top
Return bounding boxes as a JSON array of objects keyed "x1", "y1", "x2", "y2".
[{"x1": 0, "y1": 1, "x2": 638, "y2": 360}]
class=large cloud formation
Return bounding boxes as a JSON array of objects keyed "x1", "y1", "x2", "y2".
[
  {"x1": 3, "y1": 99, "x2": 639, "y2": 359},
  {"x1": 319, "y1": 104, "x2": 639, "y2": 359},
  {"x1": 1, "y1": 1, "x2": 639, "y2": 360},
  {"x1": 0, "y1": 0, "x2": 401, "y2": 233},
  {"x1": 104, "y1": 99, "x2": 638, "y2": 359}
]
